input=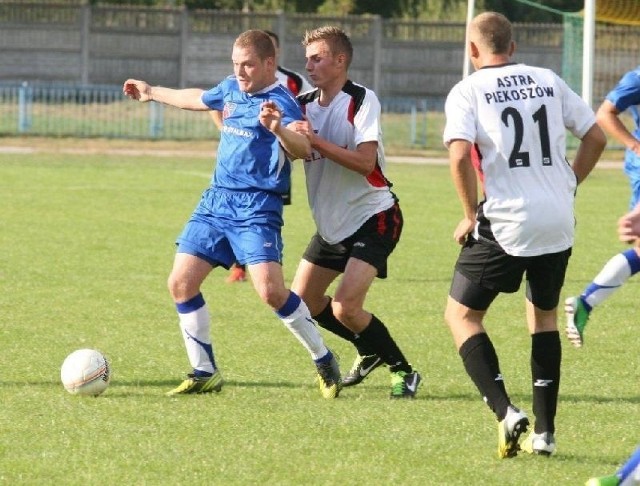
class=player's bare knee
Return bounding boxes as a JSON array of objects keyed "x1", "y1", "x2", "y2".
[
  {"x1": 167, "y1": 274, "x2": 179, "y2": 300},
  {"x1": 331, "y1": 298, "x2": 360, "y2": 326},
  {"x1": 444, "y1": 304, "x2": 456, "y2": 327},
  {"x1": 444, "y1": 300, "x2": 468, "y2": 328},
  {"x1": 167, "y1": 273, "x2": 193, "y2": 302},
  {"x1": 256, "y1": 286, "x2": 288, "y2": 310}
]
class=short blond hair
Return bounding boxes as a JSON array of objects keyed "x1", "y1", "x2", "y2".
[
  {"x1": 234, "y1": 29, "x2": 276, "y2": 60},
  {"x1": 302, "y1": 25, "x2": 353, "y2": 67}
]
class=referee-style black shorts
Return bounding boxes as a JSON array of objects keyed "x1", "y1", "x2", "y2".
[
  {"x1": 449, "y1": 236, "x2": 572, "y2": 311},
  {"x1": 302, "y1": 202, "x2": 403, "y2": 279}
]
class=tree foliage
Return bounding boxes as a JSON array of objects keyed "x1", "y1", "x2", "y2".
[
  {"x1": 483, "y1": 0, "x2": 584, "y2": 22},
  {"x1": 98, "y1": 0, "x2": 588, "y2": 22}
]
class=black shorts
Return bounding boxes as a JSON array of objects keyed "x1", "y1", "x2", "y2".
[
  {"x1": 302, "y1": 202, "x2": 403, "y2": 279},
  {"x1": 282, "y1": 186, "x2": 291, "y2": 206},
  {"x1": 449, "y1": 236, "x2": 571, "y2": 311}
]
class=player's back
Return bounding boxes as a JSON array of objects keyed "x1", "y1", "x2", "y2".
[
  {"x1": 445, "y1": 63, "x2": 597, "y2": 256},
  {"x1": 468, "y1": 64, "x2": 583, "y2": 178}
]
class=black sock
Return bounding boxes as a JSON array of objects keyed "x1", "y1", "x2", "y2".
[
  {"x1": 531, "y1": 331, "x2": 561, "y2": 434},
  {"x1": 358, "y1": 315, "x2": 411, "y2": 373},
  {"x1": 313, "y1": 299, "x2": 375, "y2": 355},
  {"x1": 459, "y1": 333, "x2": 510, "y2": 420}
]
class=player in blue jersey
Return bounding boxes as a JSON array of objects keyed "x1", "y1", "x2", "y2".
[
  {"x1": 123, "y1": 29, "x2": 342, "y2": 398},
  {"x1": 565, "y1": 66, "x2": 640, "y2": 348},
  {"x1": 215, "y1": 29, "x2": 313, "y2": 284}
]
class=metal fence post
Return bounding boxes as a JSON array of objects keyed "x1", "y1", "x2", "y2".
[
  {"x1": 80, "y1": 5, "x2": 91, "y2": 85},
  {"x1": 149, "y1": 102, "x2": 164, "y2": 138},
  {"x1": 419, "y1": 98, "x2": 428, "y2": 147},
  {"x1": 276, "y1": 11, "x2": 286, "y2": 66},
  {"x1": 371, "y1": 15, "x2": 382, "y2": 95},
  {"x1": 409, "y1": 103, "x2": 416, "y2": 145},
  {"x1": 179, "y1": 7, "x2": 189, "y2": 88},
  {"x1": 18, "y1": 82, "x2": 32, "y2": 133}
]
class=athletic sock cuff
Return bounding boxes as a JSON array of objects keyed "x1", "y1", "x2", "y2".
[
  {"x1": 531, "y1": 330, "x2": 561, "y2": 356},
  {"x1": 313, "y1": 298, "x2": 333, "y2": 321},
  {"x1": 276, "y1": 291, "x2": 302, "y2": 318},
  {"x1": 622, "y1": 248, "x2": 640, "y2": 275},
  {"x1": 314, "y1": 350, "x2": 333, "y2": 364},
  {"x1": 458, "y1": 332, "x2": 490, "y2": 361},
  {"x1": 176, "y1": 293, "x2": 205, "y2": 314}
]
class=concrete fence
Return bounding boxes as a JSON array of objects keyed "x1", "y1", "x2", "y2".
[{"x1": 2, "y1": 3, "x2": 638, "y2": 101}]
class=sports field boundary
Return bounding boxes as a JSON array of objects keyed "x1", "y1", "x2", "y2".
[{"x1": 0, "y1": 137, "x2": 623, "y2": 168}]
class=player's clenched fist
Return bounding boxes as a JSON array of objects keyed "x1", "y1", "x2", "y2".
[
  {"x1": 287, "y1": 118, "x2": 317, "y2": 146},
  {"x1": 123, "y1": 79, "x2": 152, "y2": 102},
  {"x1": 259, "y1": 100, "x2": 282, "y2": 133}
]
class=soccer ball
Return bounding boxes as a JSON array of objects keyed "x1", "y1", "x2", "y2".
[{"x1": 60, "y1": 348, "x2": 111, "y2": 396}]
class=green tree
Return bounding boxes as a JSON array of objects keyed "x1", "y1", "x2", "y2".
[
  {"x1": 181, "y1": 0, "x2": 242, "y2": 9},
  {"x1": 316, "y1": 0, "x2": 354, "y2": 16},
  {"x1": 352, "y1": 0, "x2": 402, "y2": 18},
  {"x1": 484, "y1": 0, "x2": 584, "y2": 22},
  {"x1": 94, "y1": 0, "x2": 587, "y2": 21}
]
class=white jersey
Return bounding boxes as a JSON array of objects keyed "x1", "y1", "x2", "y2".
[
  {"x1": 443, "y1": 63, "x2": 597, "y2": 257},
  {"x1": 298, "y1": 80, "x2": 395, "y2": 244},
  {"x1": 276, "y1": 66, "x2": 313, "y2": 96}
]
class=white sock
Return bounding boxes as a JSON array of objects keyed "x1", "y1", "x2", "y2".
[
  {"x1": 176, "y1": 295, "x2": 216, "y2": 374},
  {"x1": 277, "y1": 292, "x2": 329, "y2": 361},
  {"x1": 582, "y1": 253, "x2": 632, "y2": 309}
]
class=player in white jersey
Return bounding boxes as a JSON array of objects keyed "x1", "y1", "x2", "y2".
[
  {"x1": 123, "y1": 30, "x2": 342, "y2": 399},
  {"x1": 442, "y1": 12, "x2": 605, "y2": 458},
  {"x1": 288, "y1": 26, "x2": 421, "y2": 399}
]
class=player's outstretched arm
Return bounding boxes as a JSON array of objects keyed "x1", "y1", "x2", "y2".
[
  {"x1": 572, "y1": 123, "x2": 607, "y2": 184},
  {"x1": 122, "y1": 79, "x2": 207, "y2": 111}
]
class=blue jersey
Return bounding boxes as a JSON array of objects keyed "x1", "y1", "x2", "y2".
[
  {"x1": 606, "y1": 66, "x2": 640, "y2": 206},
  {"x1": 606, "y1": 66, "x2": 640, "y2": 139},
  {"x1": 202, "y1": 76, "x2": 304, "y2": 195}
]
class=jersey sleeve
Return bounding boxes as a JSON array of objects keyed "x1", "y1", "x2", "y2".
[
  {"x1": 557, "y1": 75, "x2": 597, "y2": 139},
  {"x1": 353, "y1": 90, "x2": 381, "y2": 146},
  {"x1": 443, "y1": 80, "x2": 477, "y2": 147},
  {"x1": 300, "y1": 76, "x2": 314, "y2": 94},
  {"x1": 275, "y1": 89, "x2": 304, "y2": 127},
  {"x1": 606, "y1": 68, "x2": 640, "y2": 113},
  {"x1": 201, "y1": 77, "x2": 233, "y2": 111}
]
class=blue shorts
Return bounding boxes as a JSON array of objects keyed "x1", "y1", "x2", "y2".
[
  {"x1": 176, "y1": 187, "x2": 284, "y2": 268},
  {"x1": 624, "y1": 150, "x2": 640, "y2": 210}
]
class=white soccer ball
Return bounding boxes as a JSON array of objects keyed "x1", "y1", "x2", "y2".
[{"x1": 60, "y1": 348, "x2": 111, "y2": 396}]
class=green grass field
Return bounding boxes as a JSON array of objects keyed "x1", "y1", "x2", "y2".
[{"x1": 0, "y1": 150, "x2": 638, "y2": 485}]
